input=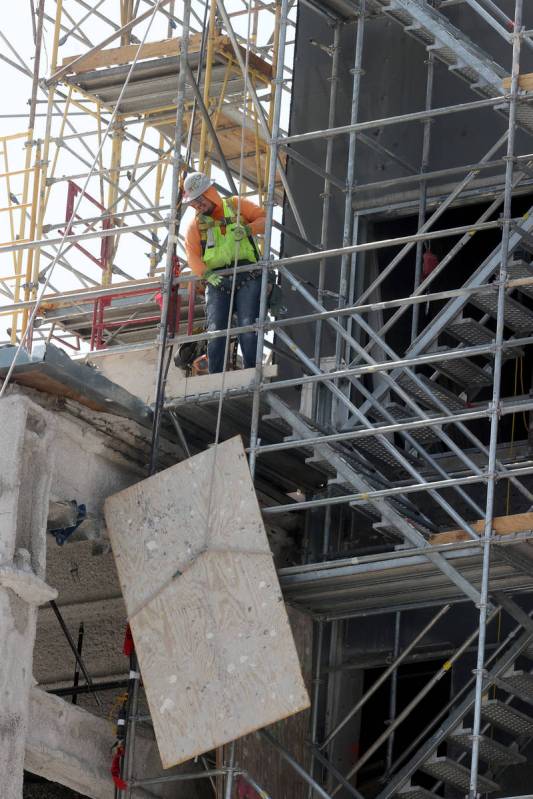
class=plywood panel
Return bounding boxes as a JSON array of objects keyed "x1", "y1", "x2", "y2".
[
  {"x1": 105, "y1": 436, "x2": 309, "y2": 769},
  {"x1": 104, "y1": 436, "x2": 270, "y2": 615},
  {"x1": 129, "y1": 550, "x2": 310, "y2": 768}
]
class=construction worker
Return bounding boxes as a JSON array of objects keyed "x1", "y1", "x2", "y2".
[{"x1": 183, "y1": 172, "x2": 266, "y2": 374}]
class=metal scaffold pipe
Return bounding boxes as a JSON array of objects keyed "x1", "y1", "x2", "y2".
[
  {"x1": 149, "y1": 0, "x2": 191, "y2": 473},
  {"x1": 334, "y1": 0, "x2": 365, "y2": 396},
  {"x1": 411, "y1": 51, "x2": 434, "y2": 340},
  {"x1": 279, "y1": 94, "x2": 533, "y2": 144},
  {"x1": 248, "y1": 0, "x2": 290, "y2": 479},
  {"x1": 314, "y1": 23, "x2": 341, "y2": 374},
  {"x1": 469, "y1": 2, "x2": 524, "y2": 796}
]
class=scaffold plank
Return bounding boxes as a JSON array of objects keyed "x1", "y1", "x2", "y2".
[
  {"x1": 430, "y1": 512, "x2": 533, "y2": 545},
  {"x1": 503, "y1": 72, "x2": 533, "y2": 91},
  {"x1": 60, "y1": 33, "x2": 204, "y2": 73}
]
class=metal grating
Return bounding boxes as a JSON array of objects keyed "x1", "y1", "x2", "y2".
[
  {"x1": 470, "y1": 287, "x2": 533, "y2": 333},
  {"x1": 447, "y1": 317, "x2": 496, "y2": 347},
  {"x1": 420, "y1": 756, "x2": 499, "y2": 793},
  {"x1": 352, "y1": 436, "x2": 419, "y2": 475},
  {"x1": 397, "y1": 373, "x2": 466, "y2": 413},
  {"x1": 445, "y1": 318, "x2": 523, "y2": 359},
  {"x1": 381, "y1": 402, "x2": 439, "y2": 444},
  {"x1": 481, "y1": 700, "x2": 533, "y2": 736},
  {"x1": 449, "y1": 727, "x2": 526, "y2": 767},
  {"x1": 396, "y1": 787, "x2": 441, "y2": 799},
  {"x1": 433, "y1": 354, "x2": 492, "y2": 390},
  {"x1": 500, "y1": 669, "x2": 533, "y2": 701}
]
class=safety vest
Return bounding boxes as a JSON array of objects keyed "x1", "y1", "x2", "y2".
[{"x1": 198, "y1": 198, "x2": 258, "y2": 270}]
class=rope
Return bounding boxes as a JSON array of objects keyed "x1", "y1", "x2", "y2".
[
  {"x1": 148, "y1": 0, "x2": 212, "y2": 473},
  {"x1": 0, "y1": 0, "x2": 165, "y2": 399},
  {"x1": 204, "y1": 0, "x2": 256, "y2": 544}
]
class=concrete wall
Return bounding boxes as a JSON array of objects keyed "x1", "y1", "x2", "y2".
[
  {"x1": 78, "y1": 347, "x2": 276, "y2": 405},
  {"x1": 0, "y1": 390, "x2": 188, "y2": 798}
]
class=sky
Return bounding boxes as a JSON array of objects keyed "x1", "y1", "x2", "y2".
[{"x1": 0, "y1": 0, "x2": 291, "y2": 348}]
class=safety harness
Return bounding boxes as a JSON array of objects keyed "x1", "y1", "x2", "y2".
[{"x1": 198, "y1": 197, "x2": 259, "y2": 271}]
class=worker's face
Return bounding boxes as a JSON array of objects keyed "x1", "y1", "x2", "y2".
[{"x1": 190, "y1": 193, "x2": 216, "y2": 215}]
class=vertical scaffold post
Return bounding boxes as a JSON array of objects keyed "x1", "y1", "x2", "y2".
[
  {"x1": 332, "y1": 1, "x2": 365, "y2": 425},
  {"x1": 248, "y1": 0, "x2": 290, "y2": 479},
  {"x1": 411, "y1": 51, "x2": 434, "y2": 341},
  {"x1": 149, "y1": 0, "x2": 191, "y2": 474},
  {"x1": 24, "y1": 0, "x2": 63, "y2": 348},
  {"x1": 468, "y1": 2, "x2": 523, "y2": 797},
  {"x1": 313, "y1": 21, "x2": 341, "y2": 415}
]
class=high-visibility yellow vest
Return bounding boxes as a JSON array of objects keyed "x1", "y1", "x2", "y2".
[{"x1": 198, "y1": 198, "x2": 258, "y2": 270}]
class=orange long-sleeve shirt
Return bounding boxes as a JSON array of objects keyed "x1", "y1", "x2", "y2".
[{"x1": 184, "y1": 186, "x2": 266, "y2": 276}]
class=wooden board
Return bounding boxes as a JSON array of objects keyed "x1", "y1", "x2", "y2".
[
  {"x1": 60, "y1": 34, "x2": 271, "y2": 80},
  {"x1": 104, "y1": 435, "x2": 270, "y2": 616},
  {"x1": 61, "y1": 33, "x2": 204, "y2": 74},
  {"x1": 129, "y1": 549, "x2": 310, "y2": 768},
  {"x1": 217, "y1": 37, "x2": 273, "y2": 83},
  {"x1": 430, "y1": 511, "x2": 533, "y2": 545},
  {"x1": 503, "y1": 73, "x2": 533, "y2": 92}
]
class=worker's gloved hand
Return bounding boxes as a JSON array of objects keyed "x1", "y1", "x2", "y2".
[
  {"x1": 205, "y1": 271, "x2": 223, "y2": 287},
  {"x1": 232, "y1": 224, "x2": 251, "y2": 242}
]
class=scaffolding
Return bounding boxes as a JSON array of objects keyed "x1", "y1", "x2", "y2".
[{"x1": 6, "y1": 0, "x2": 533, "y2": 797}]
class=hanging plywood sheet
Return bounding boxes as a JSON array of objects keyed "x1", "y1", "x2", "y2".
[
  {"x1": 104, "y1": 435, "x2": 270, "y2": 615},
  {"x1": 129, "y1": 549, "x2": 309, "y2": 767},
  {"x1": 104, "y1": 436, "x2": 310, "y2": 768}
]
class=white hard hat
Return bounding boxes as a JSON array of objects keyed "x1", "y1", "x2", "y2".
[{"x1": 183, "y1": 171, "x2": 212, "y2": 202}]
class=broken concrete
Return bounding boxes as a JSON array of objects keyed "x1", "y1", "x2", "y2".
[
  {"x1": 0, "y1": 397, "x2": 57, "y2": 799},
  {"x1": 80, "y1": 344, "x2": 277, "y2": 404},
  {"x1": 26, "y1": 689, "x2": 208, "y2": 799}
]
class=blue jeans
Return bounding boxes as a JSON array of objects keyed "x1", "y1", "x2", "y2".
[{"x1": 206, "y1": 271, "x2": 261, "y2": 373}]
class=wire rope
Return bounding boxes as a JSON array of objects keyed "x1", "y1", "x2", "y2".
[{"x1": 203, "y1": 0, "x2": 257, "y2": 546}]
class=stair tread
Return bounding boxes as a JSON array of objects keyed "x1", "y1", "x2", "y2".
[
  {"x1": 397, "y1": 373, "x2": 466, "y2": 413},
  {"x1": 433, "y1": 354, "x2": 492, "y2": 389},
  {"x1": 445, "y1": 317, "x2": 523, "y2": 359},
  {"x1": 396, "y1": 788, "x2": 441, "y2": 799},
  {"x1": 381, "y1": 402, "x2": 439, "y2": 444},
  {"x1": 481, "y1": 699, "x2": 533, "y2": 736},
  {"x1": 500, "y1": 669, "x2": 533, "y2": 699},
  {"x1": 450, "y1": 727, "x2": 526, "y2": 766},
  {"x1": 420, "y1": 756, "x2": 499, "y2": 793},
  {"x1": 470, "y1": 286, "x2": 533, "y2": 333}
]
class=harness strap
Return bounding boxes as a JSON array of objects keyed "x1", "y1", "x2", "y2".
[{"x1": 197, "y1": 197, "x2": 259, "y2": 261}]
